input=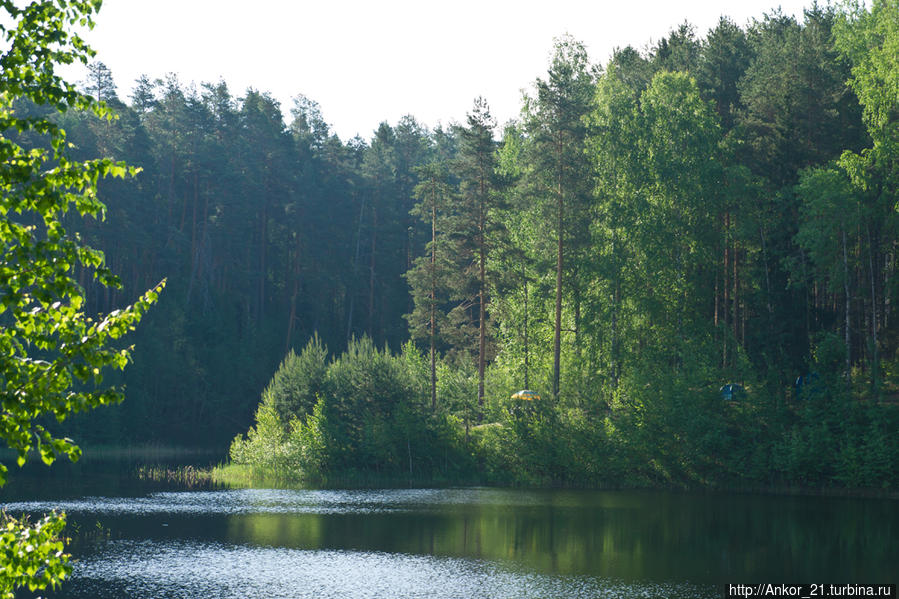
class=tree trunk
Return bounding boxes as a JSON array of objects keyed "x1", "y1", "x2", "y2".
[
  {"x1": 553, "y1": 179, "x2": 563, "y2": 400},
  {"x1": 842, "y1": 225, "x2": 851, "y2": 373},
  {"x1": 285, "y1": 273, "x2": 298, "y2": 354},
  {"x1": 866, "y1": 221, "x2": 879, "y2": 396},
  {"x1": 477, "y1": 177, "x2": 487, "y2": 415},
  {"x1": 714, "y1": 261, "x2": 719, "y2": 326},
  {"x1": 478, "y1": 243, "x2": 486, "y2": 414},
  {"x1": 733, "y1": 221, "x2": 739, "y2": 346},
  {"x1": 760, "y1": 225, "x2": 773, "y2": 314},
  {"x1": 723, "y1": 212, "x2": 729, "y2": 368},
  {"x1": 258, "y1": 198, "x2": 267, "y2": 323},
  {"x1": 574, "y1": 281, "x2": 581, "y2": 363},
  {"x1": 523, "y1": 273, "x2": 530, "y2": 391},
  {"x1": 610, "y1": 234, "x2": 620, "y2": 391},
  {"x1": 285, "y1": 234, "x2": 301, "y2": 354},
  {"x1": 167, "y1": 153, "x2": 175, "y2": 229},
  {"x1": 346, "y1": 193, "x2": 365, "y2": 340},
  {"x1": 369, "y1": 205, "x2": 377, "y2": 339},
  {"x1": 186, "y1": 170, "x2": 199, "y2": 306},
  {"x1": 430, "y1": 202, "x2": 437, "y2": 411}
]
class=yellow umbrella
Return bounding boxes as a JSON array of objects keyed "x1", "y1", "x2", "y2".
[{"x1": 511, "y1": 389, "x2": 540, "y2": 401}]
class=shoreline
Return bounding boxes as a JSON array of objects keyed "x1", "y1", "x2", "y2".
[
  {"x1": 206, "y1": 462, "x2": 899, "y2": 500},
  {"x1": 5, "y1": 446, "x2": 895, "y2": 499}
]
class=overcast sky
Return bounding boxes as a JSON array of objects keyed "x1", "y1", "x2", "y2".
[{"x1": 75, "y1": 0, "x2": 816, "y2": 141}]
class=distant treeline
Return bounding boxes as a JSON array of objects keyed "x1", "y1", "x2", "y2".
[{"x1": 25, "y1": 2, "x2": 898, "y2": 487}]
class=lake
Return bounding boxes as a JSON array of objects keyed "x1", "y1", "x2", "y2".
[{"x1": 2, "y1": 458, "x2": 896, "y2": 598}]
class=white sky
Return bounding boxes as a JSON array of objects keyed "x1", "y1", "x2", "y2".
[{"x1": 75, "y1": 0, "x2": 815, "y2": 141}]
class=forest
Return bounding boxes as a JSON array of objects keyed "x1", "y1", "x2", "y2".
[{"x1": 26, "y1": 0, "x2": 899, "y2": 489}]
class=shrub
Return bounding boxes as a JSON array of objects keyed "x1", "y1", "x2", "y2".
[{"x1": 265, "y1": 335, "x2": 329, "y2": 425}]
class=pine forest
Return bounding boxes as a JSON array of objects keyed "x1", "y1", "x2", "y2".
[{"x1": 21, "y1": 2, "x2": 899, "y2": 490}]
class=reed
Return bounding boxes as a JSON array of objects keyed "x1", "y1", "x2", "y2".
[{"x1": 135, "y1": 464, "x2": 212, "y2": 487}]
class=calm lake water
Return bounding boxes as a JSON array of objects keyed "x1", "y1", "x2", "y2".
[{"x1": 2, "y1": 459, "x2": 896, "y2": 599}]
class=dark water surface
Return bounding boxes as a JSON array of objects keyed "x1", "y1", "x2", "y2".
[{"x1": 2, "y1": 460, "x2": 896, "y2": 598}]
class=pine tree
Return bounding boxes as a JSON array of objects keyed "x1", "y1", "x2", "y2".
[
  {"x1": 406, "y1": 162, "x2": 454, "y2": 410},
  {"x1": 451, "y1": 98, "x2": 507, "y2": 412},
  {"x1": 522, "y1": 36, "x2": 595, "y2": 400},
  {"x1": 82, "y1": 61, "x2": 118, "y2": 104}
]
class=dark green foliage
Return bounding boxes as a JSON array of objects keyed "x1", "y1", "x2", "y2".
[
  {"x1": 265, "y1": 335, "x2": 328, "y2": 425},
  {"x1": 651, "y1": 22, "x2": 701, "y2": 73},
  {"x1": 232, "y1": 338, "x2": 470, "y2": 481},
  {"x1": 697, "y1": 17, "x2": 751, "y2": 130},
  {"x1": 22, "y1": 1, "x2": 898, "y2": 492},
  {"x1": 1, "y1": 1, "x2": 160, "y2": 595},
  {"x1": 320, "y1": 337, "x2": 420, "y2": 471}
]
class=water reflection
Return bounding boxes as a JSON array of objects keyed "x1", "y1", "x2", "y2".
[
  {"x1": 219, "y1": 491, "x2": 898, "y2": 582},
  {"x1": 3, "y1": 487, "x2": 584, "y2": 515},
  {"x1": 64, "y1": 540, "x2": 712, "y2": 599},
  {"x1": 4, "y1": 485, "x2": 896, "y2": 598}
]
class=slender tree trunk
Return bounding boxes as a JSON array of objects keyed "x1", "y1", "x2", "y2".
[
  {"x1": 733, "y1": 222, "x2": 739, "y2": 346},
  {"x1": 258, "y1": 198, "x2": 267, "y2": 323},
  {"x1": 574, "y1": 281, "x2": 581, "y2": 363},
  {"x1": 199, "y1": 180, "x2": 209, "y2": 282},
  {"x1": 866, "y1": 221, "x2": 879, "y2": 395},
  {"x1": 477, "y1": 180, "x2": 487, "y2": 415},
  {"x1": 723, "y1": 212, "x2": 729, "y2": 368},
  {"x1": 347, "y1": 193, "x2": 365, "y2": 340},
  {"x1": 179, "y1": 174, "x2": 188, "y2": 233},
  {"x1": 478, "y1": 243, "x2": 486, "y2": 414},
  {"x1": 168, "y1": 153, "x2": 175, "y2": 229},
  {"x1": 430, "y1": 307, "x2": 437, "y2": 411},
  {"x1": 714, "y1": 262, "x2": 719, "y2": 326},
  {"x1": 408, "y1": 225, "x2": 415, "y2": 319},
  {"x1": 430, "y1": 202, "x2": 437, "y2": 411},
  {"x1": 285, "y1": 275, "x2": 298, "y2": 354},
  {"x1": 856, "y1": 229, "x2": 864, "y2": 364},
  {"x1": 802, "y1": 252, "x2": 810, "y2": 349},
  {"x1": 842, "y1": 226, "x2": 851, "y2": 373},
  {"x1": 553, "y1": 178, "x2": 563, "y2": 400},
  {"x1": 610, "y1": 233, "x2": 620, "y2": 391},
  {"x1": 369, "y1": 205, "x2": 378, "y2": 339},
  {"x1": 883, "y1": 245, "x2": 893, "y2": 332},
  {"x1": 192, "y1": 171, "x2": 198, "y2": 265},
  {"x1": 523, "y1": 273, "x2": 530, "y2": 390},
  {"x1": 760, "y1": 225, "x2": 773, "y2": 314},
  {"x1": 285, "y1": 234, "x2": 301, "y2": 354},
  {"x1": 612, "y1": 277, "x2": 620, "y2": 390},
  {"x1": 186, "y1": 171, "x2": 199, "y2": 306}
]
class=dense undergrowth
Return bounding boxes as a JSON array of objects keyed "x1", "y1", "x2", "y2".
[{"x1": 227, "y1": 337, "x2": 899, "y2": 491}]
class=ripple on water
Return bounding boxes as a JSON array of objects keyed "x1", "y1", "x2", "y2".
[
  {"x1": 66, "y1": 540, "x2": 715, "y2": 599},
  {"x1": 1, "y1": 488, "x2": 567, "y2": 516}
]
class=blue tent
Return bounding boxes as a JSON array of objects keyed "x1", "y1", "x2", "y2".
[
  {"x1": 719, "y1": 383, "x2": 744, "y2": 401},
  {"x1": 794, "y1": 373, "x2": 821, "y2": 400}
]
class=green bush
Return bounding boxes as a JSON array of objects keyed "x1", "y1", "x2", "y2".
[
  {"x1": 265, "y1": 335, "x2": 328, "y2": 425},
  {"x1": 229, "y1": 402, "x2": 289, "y2": 472},
  {"x1": 232, "y1": 336, "x2": 473, "y2": 480},
  {"x1": 230, "y1": 328, "x2": 898, "y2": 490},
  {"x1": 284, "y1": 398, "x2": 330, "y2": 478}
]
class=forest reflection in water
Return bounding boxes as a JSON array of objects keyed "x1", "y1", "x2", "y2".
[{"x1": 3, "y1": 469, "x2": 896, "y2": 599}]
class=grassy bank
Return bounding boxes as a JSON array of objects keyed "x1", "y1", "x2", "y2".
[
  {"x1": 206, "y1": 461, "x2": 899, "y2": 498},
  {"x1": 208, "y1": 462, "x2": 490, "y2": 490}
]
